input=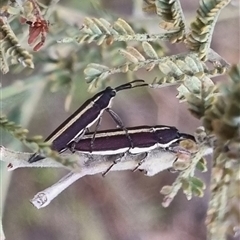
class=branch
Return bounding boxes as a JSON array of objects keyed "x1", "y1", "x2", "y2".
[
  {"x1": 0, "y1": 146, "x2": 65, "y2": 170},
  {"x1": 85, "y1": 49, "x2": 229, "y2": 90},
  {"x1": 161, "y1": 143, "x2": 211, "y2": 207},
  {"x1": 0, "y1": 145, "x2": 178, "y2": 173},
  {"x1": 1, "y1": 145, "x2": 183, "y2": 208}
]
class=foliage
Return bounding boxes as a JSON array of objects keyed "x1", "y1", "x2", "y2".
[{"x1": 0, "y1": 115, "x2": 77, "y2": 168}]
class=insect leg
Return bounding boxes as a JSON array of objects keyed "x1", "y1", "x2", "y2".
[
  {"x1": 131, "y1": 152, "x2": 148, "y2": 172},
  {"x1": 106, "y1": 108, "x2": 133, "y2": 148},
  {"x1": 102, "y1": 153, "x2": 125, "y2": 177},
  {"x1": 67, "y1": 128, "x2": 88, "y2": 153},
  {"x1": 90, "y1": 116, "x2": 102, "y2": 152},
  {"x1": 28, "y1": 153, "x2": 45, "y2": 163}
]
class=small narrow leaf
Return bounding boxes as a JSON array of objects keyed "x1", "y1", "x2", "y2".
[
  {"x1": 175, "y1": 59, "x2": 192, "y2": 73},
  {"x1": 99, "y1": 18, "x2": 119, "y2": 35},
  {"x1": 126, "y1": 46, "x2": 145, "y2": 61},
  {"x1": 118, "y1": 49, "x2": 139, "y2": 63},
  {"x1": 166, "y1": 60, "x2": 183, "y2": 76},
  {"x1": 177, "y1": 84, "x2": 190, "y2": 100},
  {"x1": 119, "y1": 63, "x2": 129, "y2": 73},
  {"x1": 159, "y1": 63, "x2": 172, "y2": 75},
  {"x1": 92, "y1": 18, "x2": 111, "y2": 34},
  {"x1": 185, "y1": 56, "x2": 201, "y2": 73},
  {"x1": 196, "y1": 158, "x2": 208, "y2": 172},
  {"x1": 84, "y1": 63, "x2": 109, "y2": 77},
  {"x1": 145, "y1": 62, "x2": 155, "y2": 71},
  {"x1": 86, "y1": 63, "x2": 110, "y2": 71},
  {"x1": 0, "y1": 49, "x2": 9, "y2": 74},
  {"x1": 84, "y1": 17, "x2": 102, "y2": 35},
  {"x1": 99, "y1": 18, "x2": 111, "y2": 28},
  {"x1": 76, "y1": 34, "x2": 90, "y2": 44},
  {"x1": 190, "y1": 176, "x2": 206, "y2": 189},
  {"x1": 142, "y1": 42, "x2": 158, "y2": 59},
  {"x1": 98, "y1": 71, "x2": 111, "y2": 80},
  {"x1": 184, "y1": 76, "x2": 202, "y2": 94},
  {"x1": 128, "y1": 64, "x2": 140, "y2": 71},
  {"x1": 96, "y1": 35, "x2": 107, "y2": 45},
  {"x1": 160, "y1": 185, "x2": 173, "y2": 195},
  {"x1": 115, "y1": 18, "x2": 135, "y2": 35},
  {"x1": 113, "y1": 21, "x2": 128, "y2": 35},
  {"x1": 87, "y1": 34, "x2": 99, "y2": 43},
  {"x1": 181, "y1": 178, "x2": 190, "y2": 191},
  {"x1": 191, "y1": 185, "x2": 204, "y2": 197}
]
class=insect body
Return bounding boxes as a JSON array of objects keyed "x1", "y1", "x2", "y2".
[
  {"x1": 73, "y1": 125, "x2": 195, "y2": 155},
  {"x1": 28, "y1": 80, "x2": 148, "y2": 163},
  {"x1": 73, "y1": 125, "x2": 195, "y2": 174}
]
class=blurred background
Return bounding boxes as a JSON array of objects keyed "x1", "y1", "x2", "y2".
[{"x1": 1, "y1": 0, "x2": 239, "y2": 239}]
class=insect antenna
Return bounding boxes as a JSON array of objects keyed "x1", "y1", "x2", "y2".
[{"x1": 115, "y1": 79, "x2": 148, "y2": 92}]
